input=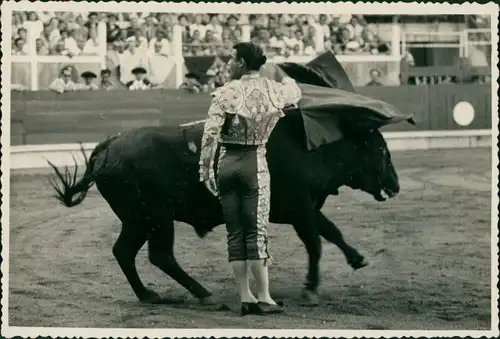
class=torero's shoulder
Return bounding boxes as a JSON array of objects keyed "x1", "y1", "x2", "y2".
[
  {"x1": 212, "y1": 80, "x2": 241, "y2": 97},
  {"x1": 211, "y1": 80, "x2": 244, "y2": 113}
]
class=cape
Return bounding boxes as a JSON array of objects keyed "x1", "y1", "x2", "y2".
[{"x1": 274, "y1": 51, "x2": 415, "y2": 150}]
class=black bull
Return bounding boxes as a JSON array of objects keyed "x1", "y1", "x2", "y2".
[{"x1": 49, "y1": 109, "x2": 401, "y2": 306}]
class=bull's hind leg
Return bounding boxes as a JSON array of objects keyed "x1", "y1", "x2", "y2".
[
  {"x1": 112, "y1": 224, "x2": 162, "y2": 303},
  {"x1": 147, "y1": 219, "x2": 214, "y2": 304},
  {"x1": 316, "y1": 211, "x2": 368, "y2": 270}
]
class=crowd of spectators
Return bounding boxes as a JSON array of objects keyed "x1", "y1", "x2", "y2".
[
  {"x1": 11, "y1": 11, "x2": 390, "y2": 59},
  {"x1": 13, "y1": 11, "x2": 489, "y2": 92},
  {"x1": 10, "y1": 11, "x2": 390, "y2": 92}
]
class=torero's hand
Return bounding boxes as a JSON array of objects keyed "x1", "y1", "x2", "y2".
[{"x1": 204, "y1": 177, "x2": 218, "y2": 197}]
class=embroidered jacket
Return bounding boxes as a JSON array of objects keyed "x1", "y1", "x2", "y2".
[{"x1": 198, "y1": 73, "x2": 302, "y2": 182}]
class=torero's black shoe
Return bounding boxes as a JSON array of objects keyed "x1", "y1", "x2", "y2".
[
  {"x1": 240, "y1": 302, "x2": 261, "y2": 316},
  {"x1": 257, "y1": 301, "x2": 285, "y2": 314}
]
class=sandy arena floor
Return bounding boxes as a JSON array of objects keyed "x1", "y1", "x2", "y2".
[{"x1": 7, "y1": 148, "x2": 493, "y2": 330}]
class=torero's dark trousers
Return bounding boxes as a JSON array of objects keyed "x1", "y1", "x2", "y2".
[{"x1": 216, "y1": 144, "x2": 271, "y2": 262}]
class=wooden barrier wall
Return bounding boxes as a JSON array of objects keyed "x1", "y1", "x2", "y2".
[{"x1": 10, "y1": 84, "x2": 492, "y2": 146}]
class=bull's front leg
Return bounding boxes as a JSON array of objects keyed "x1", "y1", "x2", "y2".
[
  {"x1": 316, "y1": 211, "x2": 369, "y2": 270},
  {"x1": 292, "y1": 212, "x2": 322, "y2": 306}
]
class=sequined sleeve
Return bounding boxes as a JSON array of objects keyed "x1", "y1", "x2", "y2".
[
  {"x1": 276, "y1": 77, "x2": 302, "y2": 108},
  {"x1": 198, "y1": 97, "x2": 226, "y2": 182}
]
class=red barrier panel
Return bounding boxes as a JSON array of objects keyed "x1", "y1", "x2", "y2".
[{"x1": 9, "y1": 84, "x2": 492, "y2": 146}]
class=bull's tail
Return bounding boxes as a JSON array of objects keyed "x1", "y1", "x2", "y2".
[{"x1": 47, "y1": 136, "x2": 116, "y2": 207}]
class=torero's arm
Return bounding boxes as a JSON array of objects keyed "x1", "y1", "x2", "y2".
[
  {"x1": 278, "y1": 77, "x2": 302, "y2": 107},
  {"x1": 198, "y1": 94, "x2": 226, "y2": 182},
  {"x1": 269, "y1": 77, "x2": 302, "y2": 110}
]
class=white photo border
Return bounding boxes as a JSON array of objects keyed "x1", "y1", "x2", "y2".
[{"x1": 1, "y1": 1, "x2": 499, "y2": 337}]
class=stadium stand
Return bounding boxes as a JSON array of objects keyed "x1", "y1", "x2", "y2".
[
  {"x1": 12, "y1": 12, "x2": 391, "y2": 57},
  {"x1": 11, "y1": 12, "x2": 491, "y2": 91}
]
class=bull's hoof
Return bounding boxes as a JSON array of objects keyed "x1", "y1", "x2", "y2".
[
  {"x1": 348, "y1": 256, "x2": 369, "y2": 270},
  {"x1": 139, "y1": 289, "x2": 184, "y2": 305},
  {"x1": 301, "y1": 288, "x2": 320, "y2": 306}
]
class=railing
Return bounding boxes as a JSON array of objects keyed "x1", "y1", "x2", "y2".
[
  {"x1": 401, "y1": 28, "x2": 491, "y2": 65},
  {"x1": 11, "y1": 22, "x2": 106, "y2": 91},
  {"x1": 464, "y1": 28, "x2": 491, "y2": 67}
]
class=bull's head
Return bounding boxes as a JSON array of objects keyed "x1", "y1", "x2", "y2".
[{"x1": 345, "y1": 128, "x2": 400, "y2": 202}]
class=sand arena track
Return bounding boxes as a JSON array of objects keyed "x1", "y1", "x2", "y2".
[{"x1": 8, "y1": 148, "x2": 493, "y2": 330}]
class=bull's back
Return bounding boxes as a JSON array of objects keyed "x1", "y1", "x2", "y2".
[{"x1": 92, "y1": 126, "x2": 198, "y2": 178}]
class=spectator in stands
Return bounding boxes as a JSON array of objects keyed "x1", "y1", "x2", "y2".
[
  {"x1": 190, "y1": 14, "x2": 207, "y2": 40},
  {"x1": 366, "y1": 68, "x2": 383, "y2": 86},
  {"x1": 105, "y1": 41, "x2": 121, "y2": 74},
  {"x1": 221, "y1": 29, "x2": 232, "y2": 44},
  {"x1": 58, "y1": 18, "x2": 69, "y2": 34},
  {"x1": 401, "y1": 47, "x2": 416, "y2": 67},
  {"x1": 12, "y1": 12, "x2": 25, "y2": 37},
  {"x1": 268, "y1": 27, "x2": 285, "y2": 53},
  {"x1": 134, "y1": 29, "x2": 149, "y2": 51},
  {"x1": 338, "y1": 27, "x2": 360, "y2": 54},
  {"x1": 345, "y1": 16, "x2": 364, "y2": 40},
  {"x1": 82, "y1": 28, "x2": 100, "y2": 55},
  {"x1": 329, "y1": 15, "x2": 342, "y2": 38},
  {"x1": 232, "y1": 28, "x2": 243, "y2": 43},
  {"x1": 142, "y1": 14, "x2": 158, "y2": 42},
  {"x1": 106, "y1": 13, "x2": 121, "y2": 43},
  {"x1": 17, "y1": 27, "x2": 28, "y2": 44},
  {"x1": 252, "y1": 27, "x2": 271, "y2": 47},
  {"x1": 85, "y1": 12, "x2": 99, "y2": 32},
  {"x1": 60, "y1": 29, "x2": 81, "y2": 56},
  {"x1": 318, "y1": 14, "x2": 330, "y2": 41},
  {"x1": 115, "y1": 28, "x2": 129, "y2": 47},
  {"x1": 249, "y1": 14, "x2": 260, "y2": 39},
  {"x1": 72, "y1": 16, "x2": 90, "y2": 50},
  {"x1": 147, "y1": 40, "x2": 175, "y2": 86},
  {"x1": 48, "y1": 17, "x2": 61, "y2": 44},
  {"x1": 206, "y1": 14, "x2": 223, "y2": 40},
  {"x1": 126, "y1": 16, "x2": 143, "y2": 38},
  {"x1": 178, "y1": 14, "x2": 191, "y2": 42},
  {"x1": 99, "y1": 69, "x2": 116, "y2": 90},
  {"x1": 293, "y1": 30, "x2": 305, "y2": 53},
  {"x1": 149, "y1": 29, "x2": 171, "y2": 56},
  {"x1": 24, "y1": 12, "x2": 43, "y2": 37},
  {"x1": 12, "y1": 37, "x2": 28, "y2": 55},
  {"x1": 225, "y1": 15, "x2": 240, "y2": 36},
  {"x1": 303, "y1": 39, "x2": 316, "y2": 56},
  {"x1": 361, "y1": 28, "x2": 380, "y2": 54},
  {"x1": 283, "y1": 27, "x2": 298, "y2": 51},
  {"x1": 268, "y1": 15, "x2": 279, "y2": 30},
  {"x1": 204, "y1": 29, "x2": 221, "y2": 47},
  {"x1": 126, "y1": 67, "x2": 152, "y2": 90},
  {"x1": 119, "y1": 37, "x2": 148, "y2": 85},
  {"x1": 38, "y1": 24, "x2": 52, "y2": 54},
  {"x1": 12, "y1": 27, "x2": 29, "y2": 55},
  {"x1": 36, "y1": 38, "x2": 49, "y2": 55},
  {"x1": 80, "y1": 71, "x2": 99, "y2": 90},
  {"x1": 49, "y1": 66, "x2": 78, "y2": 93}
]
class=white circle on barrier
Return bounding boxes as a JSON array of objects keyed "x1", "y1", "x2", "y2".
[{"x1": 453, "y1": 101, "x2": 475, "y2": 126}]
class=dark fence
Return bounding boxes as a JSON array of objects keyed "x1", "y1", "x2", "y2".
[{"x1": 10, "y1": 84, "x2": 492, "y2": 146}]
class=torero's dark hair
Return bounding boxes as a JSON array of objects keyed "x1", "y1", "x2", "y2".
[{"x1": 233, "y1": 42, "x2": 267, "y2": 71}]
